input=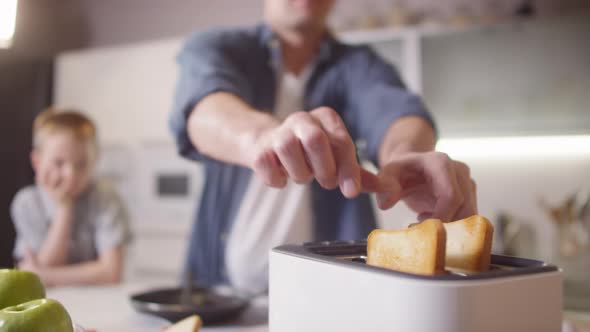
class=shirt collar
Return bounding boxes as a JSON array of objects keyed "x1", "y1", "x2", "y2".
[{"x1": 258, "y1": 22, "x2": 338, "y2": 66}]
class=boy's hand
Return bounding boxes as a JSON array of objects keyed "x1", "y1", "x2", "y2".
[
  {"x1": 36, "y1": 169, "x2": 77, "y2": 207},
  {"x1": 18, "y1": 248, "x2": 43, "y2": 278},
  {"x1": 18, "y1": 248, "x2": 58, "y2": 288}
]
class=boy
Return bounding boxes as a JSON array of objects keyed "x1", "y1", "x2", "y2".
[{"x1": 11, "y1": 108, "x2": 131, "y2": 287}]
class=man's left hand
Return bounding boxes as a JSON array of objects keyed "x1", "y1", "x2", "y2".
[{"x1": 370, "y1": 151, "x2": 477, "y2": 222}]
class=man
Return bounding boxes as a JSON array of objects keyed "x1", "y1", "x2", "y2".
[{"x1": 170, "y1": 0, "x2": 476, "y2": 294}]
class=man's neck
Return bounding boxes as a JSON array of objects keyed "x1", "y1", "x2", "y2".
[{"x1": 272, "y1": 24, "x2": 326, "y2": 76}]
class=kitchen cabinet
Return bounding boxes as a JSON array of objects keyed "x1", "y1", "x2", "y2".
[{"x1": 340, "y1": 13, "x2": 590, "y2": 138}]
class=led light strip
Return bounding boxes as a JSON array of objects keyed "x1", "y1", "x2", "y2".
[{"x1": 436, "y1": 135, "x2": 590, "y2": 160}]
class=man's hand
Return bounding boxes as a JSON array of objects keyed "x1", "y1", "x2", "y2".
[
  {"x1": 250, "y1": 107, "x2": 377, "y2": 198},
  {"x1": 375, "y1": 151, "x2": 477, "y2": 222}
]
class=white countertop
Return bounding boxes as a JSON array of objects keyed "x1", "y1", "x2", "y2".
[
  {"x1": 47, "y1": 282, "x2": 269, "y2": 332},
  {"x1": 46, "y1": 281, "x2": 590, "y2": 332}
]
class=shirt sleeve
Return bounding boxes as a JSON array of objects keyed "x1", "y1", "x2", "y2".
[
  {"x1": 10, "y1": 188, "x2": 47, "y2": 260},
  {"x1": 169, "y1": 29, "x2": 254, "y2": 161},
  {"x1": 344, "y1": 46, "x2": 436, "y2": 166},
  {"x1": 94, "y1": 185, "x2": 132, "y2": 255}
]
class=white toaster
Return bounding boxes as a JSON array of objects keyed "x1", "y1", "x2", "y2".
[{"x1": 269, "y1": 240, "x2": 562, "y2": 332}]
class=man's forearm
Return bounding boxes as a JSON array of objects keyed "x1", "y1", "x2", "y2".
[
  {"x1": 37, "y1": 204, "x2": 74, "y2": 267},
  {"x1": 378, "y1": 116, "x2": 436, "y2": 166},
  {"x1": 188, "y1": 92, "x2": 279, "y2": 168}
]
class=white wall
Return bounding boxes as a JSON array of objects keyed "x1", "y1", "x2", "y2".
[
  {"x1": 74, "y1": 0, "x2": 264, "y2": 47},
  {"x1": 55, "y1": 38, "x2": 183, "y2": 146}
]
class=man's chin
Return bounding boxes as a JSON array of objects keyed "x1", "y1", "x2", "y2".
[{"x1": 289, "y1": 17, "x2": 325, "y2": 33}]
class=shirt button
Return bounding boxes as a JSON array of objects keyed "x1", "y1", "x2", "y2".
[{"x1": 220, "y1": 232, "x2": 228, "y2": 242}]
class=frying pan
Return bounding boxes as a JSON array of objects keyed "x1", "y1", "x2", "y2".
[{"x1": 130, "y1": 285, "x2": 250, "y2": 324}]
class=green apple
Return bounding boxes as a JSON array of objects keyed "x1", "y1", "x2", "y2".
[
  {"x1": 0, "y1": 269, "x2": 46, "y2": 310},
  {"x1": 0, "y1": 298, "x2": 73, "y2": 332}
]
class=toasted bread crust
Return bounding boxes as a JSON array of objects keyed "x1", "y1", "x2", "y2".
[
  {"x1": 367, "y1": 219, "x2": 446, "y2": 275},
  {"x1": 367, "y1": 215, "x2": 494, "y2": 275},
  {"x1": 165, "y1": 315, "x2": 202, "y2": 332},
  {"x1": 444, "y1": 215, "x2": 494, "y2": 272}
]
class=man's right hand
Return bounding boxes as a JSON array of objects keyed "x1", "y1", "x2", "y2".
[{"x1": 250, "y1": 107, "x2": 378, "y2": 198}]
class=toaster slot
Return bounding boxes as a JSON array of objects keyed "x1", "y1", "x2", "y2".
[
  {"x1": 334, "y1": 252, "x2": 515, "y2": 278},
  {"x1": 288, "y1": 241, "x2": 558, "y2": 280}
]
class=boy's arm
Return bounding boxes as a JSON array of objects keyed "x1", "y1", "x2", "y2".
[
  {"x1": 36, "y1": 203, "x2": 75, "y2": 267},
  {"x1": 19, "y1": 246, "x2": 124, "y2": 287}
]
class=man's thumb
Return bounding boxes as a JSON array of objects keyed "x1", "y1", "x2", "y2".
[
  {"x1": 360, "y1": 168, "x2": 381, "y2": 193},
  {"x1": 375, "y1": 171, "x2": 403, "y2": 210}
]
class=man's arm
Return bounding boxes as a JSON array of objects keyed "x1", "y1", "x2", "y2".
[
  {"x1": 173, "y1": 30, "x2": 377, "y2": 198},
  {"x1": 188, "y1": 92, "x2": 375, "y2": 198},
  {"x1": 375, "y1": 115, "x2": 477, "y2": 222},
  {"x1": 344, "y1": 47, "x2": 475, "y2": 221},
  {"x1": 378, "y1": 116, "x2": 436, "y2": 163},
  {"x1": 187, "y1": 92, "x2": 278, "y2": 168}
]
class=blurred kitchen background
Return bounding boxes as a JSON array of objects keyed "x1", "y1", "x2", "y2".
[{"x1": 1, "y1": 0, "x2": 589, "y2": 310}]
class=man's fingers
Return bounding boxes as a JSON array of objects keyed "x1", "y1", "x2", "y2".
[
  {"x1": 472, "y1": 180, "x2": 478, "y2": 212},
  {"x1": 309, "y1": 107, "x2": 360, "y2": 198},
  {"x1": 371, "y1": 161, "x2": 405, "y2": 210},
  {"x1": 288, "y1": 112, "x2": 338, "y2": 189},
  {"x1": 360, "y1": 168, "x2": 381, "y2": 192},
  {"x1": 417, "y1": 212, "x2": 433, "y2": 221},
  {"x1": 253, "y1": 149, "x2": 287, "y2": 188},
  {"x1": 426, "y1": 153, "x2": 464, "y2": 222},
  {"x1": 376, "y1": 184, "x2": 402, "y2": 209},
  {"x1": 273, "y1": 129, "x2": 313, "y2": 184},
  {"x1": 452, "y1": 162, "x2": 478, "y2": 219}
]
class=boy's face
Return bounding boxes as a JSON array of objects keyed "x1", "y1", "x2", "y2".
[{"x1": 31, "y1": 132, "x2": 96, "y2": 201}]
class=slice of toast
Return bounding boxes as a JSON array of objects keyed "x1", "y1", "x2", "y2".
[
  {"x1": 367, "y1": 219, "x2": 446, "y2": 275},
  {"x1": 444, "y1": 215, "x2": 494, "y2": 272},
  {"x1": 165, "y1": 315, "x2": 202, "y2": 332}
]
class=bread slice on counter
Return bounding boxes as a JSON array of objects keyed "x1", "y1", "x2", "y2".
[
  {"x1": 367, "y1": 219, "x2": 446, "y2": 275},
  {"x1": 443, "y1": 215, "x2": 494, "y2": 272},
  {"x1": 165, "y1": 315, "x2": 202, "y2": 332}
]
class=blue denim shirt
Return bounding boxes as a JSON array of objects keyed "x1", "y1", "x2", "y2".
[{"x1": 170, "y1": 23, "x2": 435, "y2": 286}]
